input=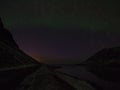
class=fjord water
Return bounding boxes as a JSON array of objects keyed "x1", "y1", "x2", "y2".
[{"x1": 57, "y1": 65, "x2": 120, "y2": 90}]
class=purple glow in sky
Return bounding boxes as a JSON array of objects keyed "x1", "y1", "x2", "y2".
[
  {"x1": 1, "y1": 0, "x2": 120, "y2": 63},
  {"x1": 11, "y1": 27, "x2": 120, "y2": 63}
]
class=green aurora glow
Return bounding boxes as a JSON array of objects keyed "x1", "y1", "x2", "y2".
[{"x1": 0, "y1": 0, "x2": 120, "y2": 31}]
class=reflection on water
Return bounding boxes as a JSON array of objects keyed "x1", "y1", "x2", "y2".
[{"x1": 57, "y1": 66, "x2": 120, "y2": 90}]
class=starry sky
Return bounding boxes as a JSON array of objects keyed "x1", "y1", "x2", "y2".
[{"x1": 0, "y1": 0, "x2": 120, "y2": 63}]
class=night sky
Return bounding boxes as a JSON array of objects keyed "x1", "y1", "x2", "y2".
[{"x1": 0, "y1": 0, "x2": 120, "y2": 63}]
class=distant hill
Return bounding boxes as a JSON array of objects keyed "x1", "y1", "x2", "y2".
[{"x1": 81, "y1": 47, "x2": 120, "y2": 82}]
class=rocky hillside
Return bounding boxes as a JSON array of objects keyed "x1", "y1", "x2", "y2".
[
  {"x1": 0, "y1": 18, "x2": 39, "y2": 69},
  {"x1": 0, "y1": 18, "x2": 41, "y2": 90},
  {"x1": 82, "y1": 47, "x2": 120, "y2": 82}
]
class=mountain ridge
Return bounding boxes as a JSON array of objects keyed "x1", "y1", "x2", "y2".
[{"x1": 81, "y1": 46, "x2": 120, "y2": 82}]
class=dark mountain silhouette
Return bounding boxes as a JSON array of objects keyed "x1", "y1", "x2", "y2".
[
  {"x1": 0, "y1": 18, "x2": 40, "y2": 68},
  {"x1": 0, "y1": 18, "x2": 19, "y2": 48},
  {"x1": 0, "y1": 18, "x2": 4, "y2": 29},
  {"x1": 0, "y1": 18, "x2": 40, "y2": 90},
  {"x1": 81, "y1": 47, "x2": 120, "y2": 82}
]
